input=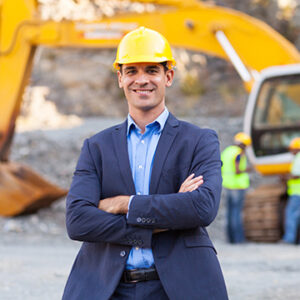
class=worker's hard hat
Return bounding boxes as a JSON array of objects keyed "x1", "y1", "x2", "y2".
[
  {"x1": 234, "y1": 132, "x2": 252, "y2": 146},
  {"x1": 113, "y1": 27, "x2": 176, "y2": 70},
  {"x1": 289, "y1": 137, "x2": 300, "y2": 150}
]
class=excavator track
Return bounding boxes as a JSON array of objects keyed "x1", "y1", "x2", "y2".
[{"x1": 243, "y1": 183, "x2": 287, "y2": 242}]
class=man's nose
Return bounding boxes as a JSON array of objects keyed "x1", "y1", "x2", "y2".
[{"x1": 134, "y1": 72, "x2": 149, "y2": 85}]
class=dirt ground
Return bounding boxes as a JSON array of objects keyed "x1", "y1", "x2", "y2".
[{"x1": 1, "y1": 233, "x2": 300, "y2": 300}]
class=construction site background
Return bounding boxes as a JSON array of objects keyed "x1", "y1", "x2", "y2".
[{"x1": 1, "y1": 1, "x2": 300, "y2": 299}]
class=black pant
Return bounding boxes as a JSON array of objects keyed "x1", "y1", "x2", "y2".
[{"x1": 111, "y1": 280, "x2": 169, "y2": 300}]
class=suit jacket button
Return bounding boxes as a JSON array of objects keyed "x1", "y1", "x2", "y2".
[
  {"x1": 137, "y1": 217, "x2": 142, "y2": 223},
  {"x1": 120, "y1": 251, "x2": 126, "y2": 257}
]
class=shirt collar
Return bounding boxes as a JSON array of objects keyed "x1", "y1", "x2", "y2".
[{"x1": 127, "y1": 107, "x2": 169, "y2": 135}]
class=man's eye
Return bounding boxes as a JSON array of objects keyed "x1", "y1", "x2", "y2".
[
  {"x1": 148, "y1": 69, "x2": 158, "y2": 74},
  {"x1": 126, "y1": 70, "x2": 135, "y2": 75}
]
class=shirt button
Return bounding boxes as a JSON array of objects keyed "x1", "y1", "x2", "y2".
[
  {"x1": 138, "y1": 165, "x2": 143, "y2": 169},
  {"x1": 120, "y1": 251, "x2": 126, "y2": 257}
]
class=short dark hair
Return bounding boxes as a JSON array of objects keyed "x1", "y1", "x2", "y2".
[{"x1": 160, "y1": 62, "x2": 169, "y2": 72}]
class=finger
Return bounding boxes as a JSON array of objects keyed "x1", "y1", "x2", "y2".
[
  {"x1": 179, "y1": 174, "x2": 195, "y2": 192},
  {"x1": 179, "y1": 174, "x2": 204, "y2": 193},
  {"x1": 184, "y1": 175, "x2": 203, "y2": 186},
  {"x1": 192, "y1": 178, "x2": 204, "y2": 187},
  {"x1": 184, "y1": 176, "x2": 203, "y2": 188},
  {"x1": 188, "y1": 175, "x2": 203, "y2": 183},
  {"x1": 184, "y1": 179, "x2": 204, "y2": 192},
  {"x1": 181, "y1": 173, "x2": 195, "y2": 186},
  {"x1": 195, "y1": 179, "x2": 204, "y2": 187},
  {"x1": 186, "y1": 173, "x2": 195, "y2": 179}
]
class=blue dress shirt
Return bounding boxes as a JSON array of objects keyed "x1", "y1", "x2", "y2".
[{"x1": 126, "y1": 108, "x2": 169, "y2": 270}]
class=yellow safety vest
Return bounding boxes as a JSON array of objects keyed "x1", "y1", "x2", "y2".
[
  {"x1": 221, "y1": 145, "x2": 249, "y2": 190},
  {"x1": 287, "y1": 152, "x2": 300, "y2": 196}
]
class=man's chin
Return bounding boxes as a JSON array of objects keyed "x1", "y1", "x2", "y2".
[
  {"x1": 133, "y1": 99, "x2": 154, "y2": 110},
  {"x1": 136, "y1": 104, "x2": 154, "y2": 112}
]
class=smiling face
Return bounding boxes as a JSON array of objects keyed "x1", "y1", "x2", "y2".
[{"x1": 117, "y1": 62, "x2": 174, "y2": 117}]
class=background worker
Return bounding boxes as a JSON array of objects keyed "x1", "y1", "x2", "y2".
[
  {"x1": 282, "y1": 137, "x2": 300, "y2": 244},
  {"x1": 63, "y1": 27, "x2": 228, "y2": 300},
  {"x1": 221, "y1": 132, "x2": 252, "y2": 244}
]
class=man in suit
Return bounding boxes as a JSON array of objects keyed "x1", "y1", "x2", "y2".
[{"x1": 63, "y1": 27, "x2": 228, "y2": 300}]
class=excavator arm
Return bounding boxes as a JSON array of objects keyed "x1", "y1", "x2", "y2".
[{"x1": 1, "y1": 0, "x2": 300, "y2": 215}]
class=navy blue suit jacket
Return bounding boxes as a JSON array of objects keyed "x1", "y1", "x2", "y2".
[{"x1": 63, "y1": 113, "x2": 228, "y2": 300}]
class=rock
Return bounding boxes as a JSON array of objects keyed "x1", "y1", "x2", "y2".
[{"x1": 3, "y1": 220, "x2": 23, "y2": 233}]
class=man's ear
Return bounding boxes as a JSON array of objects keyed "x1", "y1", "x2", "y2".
[
  {"x1": 165, "y1": 69, "x2": 174, "y2": 87},
  {"x1": 117, "y1": 71, "x2": 123, "y2": 88}
]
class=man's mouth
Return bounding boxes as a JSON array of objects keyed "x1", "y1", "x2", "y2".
[{"x1": 132, "y1": 89, "x2": 154, "y2": 95}]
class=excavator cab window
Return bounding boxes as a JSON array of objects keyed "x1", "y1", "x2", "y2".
[{"x1": 251, "y1": 74, "x2": 300, "y2": 157}]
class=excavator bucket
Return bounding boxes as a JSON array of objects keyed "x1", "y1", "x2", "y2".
[{"x1": 0, "y1": 162, "x2": 67, "y2": 217}]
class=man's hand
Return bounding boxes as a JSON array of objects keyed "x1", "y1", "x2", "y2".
[
  {"x1": 153, "y1": 174, "x2": 204, "y2": 235},
  {"x1": 98, "y1": 195, "x2": 130, "y2": 214},
  {"x1": 98, "y1": 174, "x2": 203, "y2": 225},
  {"x1": 178, "y1": 173, "x2": 203, "y2": 193}
]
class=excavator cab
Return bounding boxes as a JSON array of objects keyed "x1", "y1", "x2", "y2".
[{"x1": 244, "y1": 64, "x2": 300, "y2": 175}]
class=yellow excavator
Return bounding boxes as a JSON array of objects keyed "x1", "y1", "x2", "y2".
[{"x1": 1, "y1": 0, "x2": 300, "y2": 240}]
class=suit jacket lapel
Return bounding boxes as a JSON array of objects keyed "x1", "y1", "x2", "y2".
[
  {"x1": 150, "y1": 113, "x2": 179, "y2": 194},
  {"x1": 112, "y1": 120, "x2": 136, "y2": 195}
]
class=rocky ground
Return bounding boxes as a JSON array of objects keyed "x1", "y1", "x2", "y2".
[
  {"x1": 1, "y1": 116, "x2": 299, "y2": 299},
  {"x1": 1, "y1": 234, "x2": 300, "y2": 300}
]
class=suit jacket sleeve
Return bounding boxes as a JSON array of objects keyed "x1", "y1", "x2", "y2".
[
  {"x1": 66, "y1": 139, "x2": 152, "y2": 247},
  {"x1": 127, "y1": 130, "x2": 222, "y2": 230}
]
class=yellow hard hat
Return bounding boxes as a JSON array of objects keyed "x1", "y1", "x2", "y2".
[
  {"x1": 113, "y1": 27, "x2": 176, "y2": 70},
  {"x1": 289, "y1": 137, "x2": 300, "y2": 150},
  {"x1": 234, "y1": 132, "x2": 252, "y2": 146}
]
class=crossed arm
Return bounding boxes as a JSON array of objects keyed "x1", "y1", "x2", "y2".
[
  {"x1": 66, "y1": 131, "x2": 221, "y2": 245},
  {"x1": 98, "y1": 173, "x2": 204, "y2": 214},
  {"x1": 66, "y1": 139, "x2": 203, "y2": 246},
  {"x1": 67, "y1": 171, "x2": 203, "y2": 244}
]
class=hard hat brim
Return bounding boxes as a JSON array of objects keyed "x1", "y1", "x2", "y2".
[{"x1": 113, "y1": 56, "x2": 176, "y2": 70}]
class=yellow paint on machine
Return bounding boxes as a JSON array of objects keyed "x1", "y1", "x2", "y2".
[{"x1": 255, "y1": 162, "x2": 292, "y2": 175}]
